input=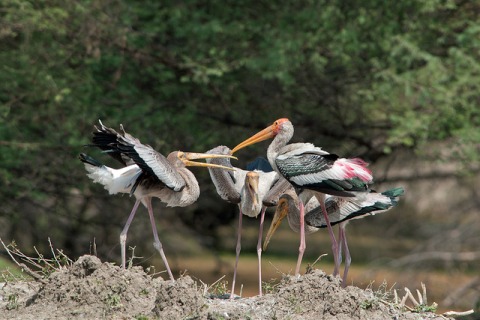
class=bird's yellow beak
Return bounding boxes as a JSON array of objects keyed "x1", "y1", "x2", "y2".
[
  {"x1": 179, "y1": 152, "x2": 237, "y2": 171},
  {"x1": 263, "y1": 197, "x2": 289, "y2": 251},
  {"x1": 246, "y1": 172, "x2": 260, "y2": 207},
  {"x1": 230, "y1": 118, "x2": 289, "y2": 155}
]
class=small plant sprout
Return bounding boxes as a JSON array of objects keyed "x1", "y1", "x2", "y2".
[
  {"x1": 262, "y1": 278, "x2": 281, "y2": 294},
  {"x1": 127, "y1": 246, "x2": 143, "y2": 269},
  {"x1": 201, "y1": 275, "x2": 233, "y2": 299},
  {"x1": 6, "y1": 293, "x2": 19, "y2": 310},
  {"x1": 106, "y1": 293, "x2": 122, "y2": 309},
  {"x1": 361, "y1": 280, "x2": 395, "y2": 310}
]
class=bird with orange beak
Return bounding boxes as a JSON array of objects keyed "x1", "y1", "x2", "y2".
[{"x1": 231, "y1": 118, "x2": 373, "y2": 277}]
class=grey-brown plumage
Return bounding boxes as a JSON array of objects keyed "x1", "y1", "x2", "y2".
[
  {"x1": 80, "y1": 121, "x2": 235, "y2": 281},
  {"x1": 206, "y1": 145, "x2": 294, "y2": 297}
]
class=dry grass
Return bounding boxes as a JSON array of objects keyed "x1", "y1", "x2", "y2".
[
  {"x1": 0, "y1": 238, "x2": 73, "y2": 283},
  {"x1": 171, "y1": 253, "x2": 477, "y2": 314},
  {"x1": 0, "y1": 238, "x2": 475, "y2": 318}
]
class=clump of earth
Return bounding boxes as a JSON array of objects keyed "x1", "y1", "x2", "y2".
[{"x1": 0, "y1": 255, "x2": 452, "y2": 319}]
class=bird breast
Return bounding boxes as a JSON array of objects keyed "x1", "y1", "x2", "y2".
[{"x1": 135, "y1": 171, "x2": 200, "y2": 207}]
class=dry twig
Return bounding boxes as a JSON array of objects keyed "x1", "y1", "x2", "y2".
[{"x1": 0, "y1": 238, "x2": 46, "y2": 284}]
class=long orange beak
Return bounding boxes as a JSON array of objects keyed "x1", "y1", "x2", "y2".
[
  {"x1": 263, "y1": 197, "x2": 289, "y2": 251},
  {"x1": 179, "y1": 152, "x2": 237, "y2": 171},
  {"x1": 230, "y1": 118, "x2": 289, "y2": 155}
]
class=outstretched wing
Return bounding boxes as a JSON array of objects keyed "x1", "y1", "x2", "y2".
[
  {"x1": 89, "y1": 120, "x2": 133, "y2": 166},
  {"x1": 305, "y1": 187, "x2": 404, "y2": 227},
  {"x1": 114, "y1": 125, "x2": 186, "y2": 191},
  {"x1": 90, "y1": 121, "x2": 185, "y2": 191}
]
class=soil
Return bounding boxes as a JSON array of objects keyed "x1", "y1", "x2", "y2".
[{"x1": 0, "y1": 255, "x2": 453, "y2": 320}]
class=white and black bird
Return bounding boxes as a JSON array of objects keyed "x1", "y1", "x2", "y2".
[
  {"x1": 80, "y1": 121, "x2": 235, "y2": 281},
  {"x1": 231, "y1": 118, "x2": 373, "y2": 276},
  {"x1": 206, "y1": 145, "x2": 292, "y2": 297},
  {"x1": 263, "y1": 187, "x2": 404, "y2": 286}
]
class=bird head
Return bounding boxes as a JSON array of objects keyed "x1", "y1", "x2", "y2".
[
  {"x1": 245, "y1": 171, "x2": 260, "y2": 207},
  {"x1": 263, "y1": 195, "x2": 290, "y2": 251}
]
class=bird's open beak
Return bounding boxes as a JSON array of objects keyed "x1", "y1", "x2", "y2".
[
  {"x1": 246, "y1": 172, "x2": 260, "y2": 207},
  {"x1": 180, "y1": 152, "x2": 237, "y2": 171},
  {"x1": 263, "y1": 198, "x2": 289, "y2": 251}
]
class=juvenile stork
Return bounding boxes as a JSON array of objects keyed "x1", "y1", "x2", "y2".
[
  {"x1": 231, "y1": 118, "x2": 373, "y2": 276},
  {"x1": 80, "y1": 121, "x2": 235, "y2": 281},
  {"x1": 206, "y1": 145, "x2": 292, "y2": 297},
  {"x1": 263, "y1": 187, "x2": 404, "y2": 286}
]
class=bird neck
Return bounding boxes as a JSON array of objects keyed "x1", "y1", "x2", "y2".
[
  {"x1": 267, "y1": 129, "x2": 292, "y2": 171},
  {"x1": 285, "y1": 198, "x2": 301, "y2": 232}
]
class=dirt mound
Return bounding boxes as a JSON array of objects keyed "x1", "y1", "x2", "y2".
[
  {"x1": 1, "y1": 255, "x2": 203, "y2": 319},
  {"x1": 0, "y1": 255, "x2": 452, "y2": 319},
  {"x1": 205, "y1": 270, "x2": 449, "y2": 320}
]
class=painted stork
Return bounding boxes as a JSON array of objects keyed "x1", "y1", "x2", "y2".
[
  {"x1": 80, "y1": 121, "x2": 235, "y2": 281},
  {"x1": 231, "y1": 118, "x2": 373, "y2": 276},
  {"x1": 263, "y1": 187, "x2": 404, "y2": 286},
  {"x1": 206, "y1": 145, "x2": 292, "y2": 297}
]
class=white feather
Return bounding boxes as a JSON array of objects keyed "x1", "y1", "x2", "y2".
[
  {"x1": 277, "y1": 143, "x2": 327, "y2": 158},
  {"x1": 84, "y1": 163, "x2": 142, "y2": 195},
  {"x1": 290, "y1": 166, "x2": 348, "y2": 185}
]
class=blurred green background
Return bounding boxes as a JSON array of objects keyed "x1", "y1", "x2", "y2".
[{"x1": 1, "y1": 0, "x2": 479, "y2": 315}]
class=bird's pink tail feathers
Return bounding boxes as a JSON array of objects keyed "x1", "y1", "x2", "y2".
[{"x1": 338, "y1": 158, "x2": 372, "y2": 182}]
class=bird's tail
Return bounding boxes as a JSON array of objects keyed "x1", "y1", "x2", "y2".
[
  {"x1": 358, "y1": 186, "x2": 404, "y2": 211},
  {"x1": 79, "y1": 153, "x2": 141, "y2": 195},
  {"x1": 380, "y1": 187, "x2": 405, "y2": 207},
  {"x1": 339, "y1": 158, "x2": 373, "y2": 183},
  {"x1": 381, "y1": 187, "x2": 405, "y2": 198}
]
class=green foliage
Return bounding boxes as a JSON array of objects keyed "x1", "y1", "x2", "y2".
[{"x1": 1, "y1": 0, "x2": 479, "y2": 258}]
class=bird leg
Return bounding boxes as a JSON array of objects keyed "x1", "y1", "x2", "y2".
[
  {"x1": 146, "y1": 198, "x2": 175, "y2": 282},
  {"x1": 294, "y1": 200, "x2": 306, "y2": 277},
  {"x1": 120, "y1": 199, "x2": 141, "y2": 269},
  {"x1": 316, "y1": 193, "x2": 340, "y2": 278},
  {"x1": 230, "y1": 207, "x2": 243, "y2": 299},
  {"x1": 256, "y1": 206, "x2": 267, "y2": 297},
  {"x1": 336, "y1": 224, "x2": 344, "y2": 277},
  {"x1": 339, "y1": 223, "x2": 351, "y2": 287}
]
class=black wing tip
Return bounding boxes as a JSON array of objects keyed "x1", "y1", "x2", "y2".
[{"x1": 79, "y1": 153, "x2": 103, "y2": 167}]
